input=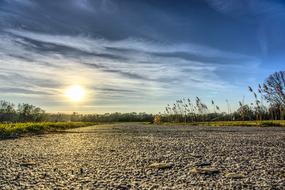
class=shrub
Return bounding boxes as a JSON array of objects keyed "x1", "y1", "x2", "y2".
[{"x1": 154, "y1": 115, "x2": 161, "y2": 124}]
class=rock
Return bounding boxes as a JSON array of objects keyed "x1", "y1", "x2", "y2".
[
  {"x1": 225, "y1": 173, "x2": 245, "y2": 179},
  {"x1": 148, "y1": 162, "x2": 174, "y2": 170},
  {"x1": 14, "y1": 173, "x2": 20, "y2": 180},
  {"x1": 116, "y1": 184, "x2": 131, "y2": 190},
  {"x1": 149, "y1": 184, "x2": 159, "y2": 190},
  {"x1": 19, "y1": 161, "x2": 36, "y2": 167},
  {"x1": 194, "y1": 161, "x2": 211, "y2": 167},
  {"x1": 189, "y1": 153, "x2": 202, "y2": 158},
  {"x1": 190, "y1": 167, "x2": 220, "y2": 175}
]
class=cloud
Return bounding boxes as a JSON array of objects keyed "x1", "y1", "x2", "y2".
[
  {"x1": 0, "y1": 29, "x2": 259, "y2": 97},
  {"x1": 0, "y1": 87, "x2": 52, "y2": 95},
  {"x1": 0, "y1": 0, "x2": 268, "y2": 112},
  {"x1": 82, "y1": 62, "x2": 150, "y2": 81},
  {"x1": 6, "y1": 29, "x2": 254, "y2": 61}
]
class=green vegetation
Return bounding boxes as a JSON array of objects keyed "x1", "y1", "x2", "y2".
[
  {"x1": 0, "y1": 122, "x2": 96, "y2": 138},
  {"x1": 162, "y1": 120, "x2": 285, "y2": 127}
]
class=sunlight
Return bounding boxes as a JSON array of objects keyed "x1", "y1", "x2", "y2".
[{"x1": 64, "y1": 85, "x2": 85, "y2": 102}]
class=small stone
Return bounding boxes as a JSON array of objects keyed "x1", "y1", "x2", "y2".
[
  {"x1": 189, "y1": 153, "x2": 202, "y2": 158},
  {"x1": 194, "y1": 161, "x2": 211, "y2": 167},
  {"x1": 116, "y1": 184, "x2": 131, "y2": 190},
  {"x1": 190, "y1": 167, "x2": 219, "y2": 175},
  {"x1": 19, "y1": 161, "x2": 36, "y2": 167},
  {"x1": 43, "y1": 173, "x2": 48, "y2": 178},
  {"x1": 149, "y1": 184, "x2": 159, "y2": 190},
  {"x1": 14, "y1": 173, "x2": 20, "y2": 180},
  {"x1": 148, "y1": 162, "x2": 174, "y2": 170},
  {"x1": 225, "y1": 173, "x2": 245, "y2": 179}
]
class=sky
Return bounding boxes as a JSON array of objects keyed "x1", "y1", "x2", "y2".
[{"x1": 0, "y1": 0, "x2": 284, "y2": 113}]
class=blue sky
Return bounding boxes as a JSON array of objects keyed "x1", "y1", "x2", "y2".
[{"x1": 0, "y1": 0, "x2": 284, "y2": 113}]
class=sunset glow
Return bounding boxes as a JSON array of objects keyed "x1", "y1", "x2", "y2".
[{"x1": 64, "y1": 85, "x2": 85, "y2": 102}]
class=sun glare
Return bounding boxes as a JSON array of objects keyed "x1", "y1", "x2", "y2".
[{"x1": 65, "y1": 85, "x2": 85, "y2": 102}]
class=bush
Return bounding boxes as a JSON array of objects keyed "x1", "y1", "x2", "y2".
[{"x1": 154, "y1": 115, "x2": 161, "y2": 124}]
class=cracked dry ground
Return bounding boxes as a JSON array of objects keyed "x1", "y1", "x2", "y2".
[{"x1": 0, "y1": 123, "x2": 284, "y2": 189}]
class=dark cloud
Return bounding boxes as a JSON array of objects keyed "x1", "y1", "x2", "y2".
[
  {"x1": 0, "y1": 73, "x2": 61, "y2": 89},
  {"x1": 82, "y1": 62, "x2": 150, "y2": 81},
  {"x1": 151, "y1": 52, "x2": 251, "y2": 65},
  {"x1": 11, "y1": 34, "x2": 128, "y2": 61}
]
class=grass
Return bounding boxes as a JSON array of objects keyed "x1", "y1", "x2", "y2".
[
  {"x1": 0, "y1": 122, "x2": 96, "y2": 138},
  {"x1": 161, "y1": 120, "x2": 285, "y2": 127}
]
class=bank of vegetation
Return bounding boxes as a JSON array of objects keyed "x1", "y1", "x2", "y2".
[
  {"x1": 155, "y1": 71, "x2": 285, "y2": 125},
  {"x1": 0, "y1": 122, "x2": 95, "y2": 138}
]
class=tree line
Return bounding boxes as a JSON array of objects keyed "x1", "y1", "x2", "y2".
[
  {"x1": 0, "y1": 101, "x2": 154, "y2": 123},
  {"x1": 0, "y1": 101, "x2": 46, "y2": 122}
]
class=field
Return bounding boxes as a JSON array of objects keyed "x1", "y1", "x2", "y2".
[
  {"x1": 0, "y1": 122, "x2": 96, "y2": 138},
  {"x1": 0, "y1": 123, "x2": 284, "y2": 189}
]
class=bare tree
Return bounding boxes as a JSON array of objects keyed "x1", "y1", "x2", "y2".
[
  {"x1": 263, "y1": 71, "x2": 285, "y2": 106},
  {"x1": 263, "y1": 71, "x2": 285, "y2": 119}
]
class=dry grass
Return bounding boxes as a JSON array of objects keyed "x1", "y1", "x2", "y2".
[
  {"x1": 0, "y1": 122, "x2": 96, "y2": 138},
  {"x1": 162, "y1": 120, "x2": 285, "y2": 127}
]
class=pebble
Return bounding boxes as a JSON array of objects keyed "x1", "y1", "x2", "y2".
[
  {"x1": 225, "y1": 173, "x2": 245, "y2": 179},
  {"x1": 148, "y1": 162, "x2": 174, "y2": 170},
  {"x1": 190, "y1": 167, "x2": 220, "y2": 175}
]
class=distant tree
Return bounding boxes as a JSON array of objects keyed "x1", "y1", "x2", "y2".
[
  {"x1": 71, "y1": 112, "x2": 80, "y2": 122},
  {"x1": 262, "y1": 71, "x2": 285, "y2": 119},
  {"x1": 263, "y1": 71, "x2": 285, "y2": 106},
  {"x1": 48, "y1": 113, "x2": 71, "y2": 122},
  {"x1": 17, "y1": 103, "x2": 46, "y2": 122},
  {"x1": 0, "y1": 100, "x2": 16, "y2": 113},
  {"x1": 0, "y1": 100, "x2": 17, "y2": 122},
  {"x1": 236, "y1": 104, "x2": 254, "y2": 121}
]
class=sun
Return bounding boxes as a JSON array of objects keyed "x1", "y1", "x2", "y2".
[{"x1": 64, "y1": 85, "x2": 85, "y2": 102}]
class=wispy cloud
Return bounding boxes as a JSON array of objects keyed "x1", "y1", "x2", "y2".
[{"x1": 0, "y1": 28, "x2": 260, "y2": 112}]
